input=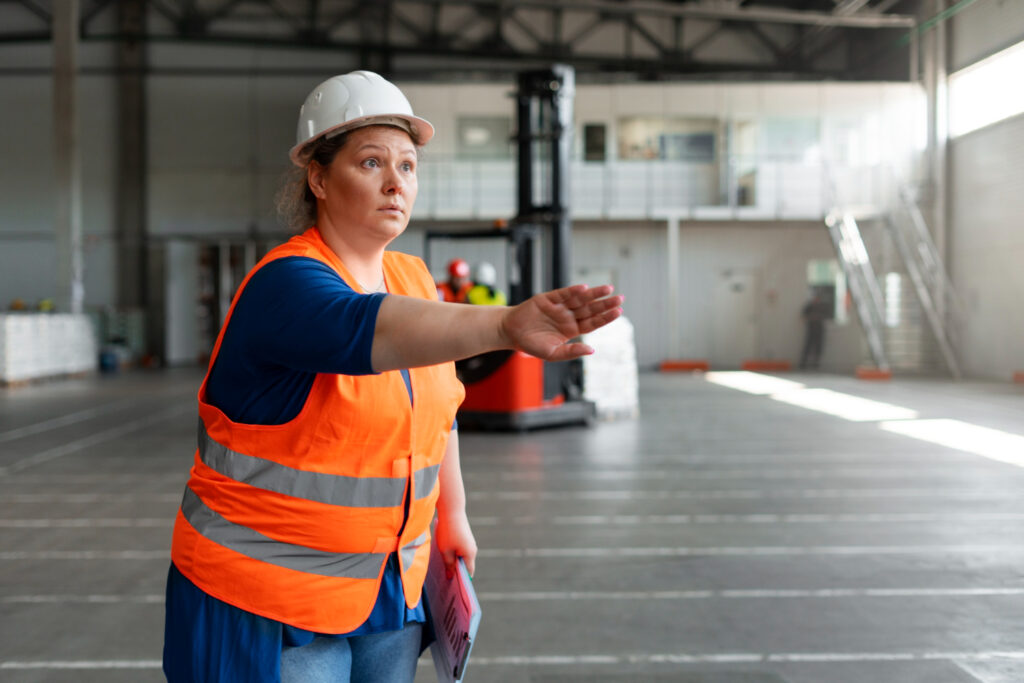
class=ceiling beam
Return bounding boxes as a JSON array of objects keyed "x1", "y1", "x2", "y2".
[{"x1": 394, "y1": 0, "x2": 916, "y2": 29}]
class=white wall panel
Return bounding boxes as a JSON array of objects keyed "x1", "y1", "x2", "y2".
[
  {"x1": 950, "y1": 113, "x2": 1024, "y2": 379},
  {"x1": 723, "y1": 85, "x2": 762, "y2": 118},
  {"x1": 665, "y1": 85, "x2": 723, "y2": 116},
  {"x1": 571, "y1": 221, "x2": 862, "y2": 369},
  {"x1": 760, "y1": 85, "x2": 822, "y2": 116},
  {"x1": 611, "y1": 84, "x2": 666, "y2": 115}
]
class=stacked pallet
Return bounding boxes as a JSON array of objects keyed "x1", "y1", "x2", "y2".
[
  {"x1": 581, "y1": 316, "x2": 640, "y2": 420},
  {"x1": 0, "y1": 313, "x2": 97, "y2": 384}
]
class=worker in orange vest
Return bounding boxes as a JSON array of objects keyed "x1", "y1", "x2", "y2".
[
  {"x1": 436, "y1": 257, "x2": 473, "y2": 302},
  {"x1": 163, "y1": 70, "x2": 624, "y2": 683}
]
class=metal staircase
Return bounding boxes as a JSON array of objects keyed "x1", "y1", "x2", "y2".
[
  {"x1": 884, "y1": 186, "x2": 963, "y2": 379},
  {"x1": 824, "y1": 210, "x2": 890, "y2": 371},
  {"x1": 824, "y1": 182, "x2": 963, "y2": 378}
]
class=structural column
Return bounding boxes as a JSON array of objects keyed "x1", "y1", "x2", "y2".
[
  {"x1": 117, "y1": 0, "x2": 148, "y2": 309},
  {"x1": 922, "y1": 0, "x2": 948, "y2": 261},
  {"x1": 666, "y1": 215, "x2": 681, "y2": 359},
  {"x1": 53, "y1": 0, "x2": 84, "y2": 314}
]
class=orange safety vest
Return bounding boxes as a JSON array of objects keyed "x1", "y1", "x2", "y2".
[
  {"x1": 170, "y1": 227, "x2": 465, "y2": 634},
  {"x1": 437, "y1": 280, "x2": 472, "y2": 303}
]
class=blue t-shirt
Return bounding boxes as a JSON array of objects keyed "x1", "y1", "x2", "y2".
[{"x1": 165, "y1": 256, "x2": 440, "y2": 681}]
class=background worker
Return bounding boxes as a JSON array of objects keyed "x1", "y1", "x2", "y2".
[
  {"x1": 799, "y1": 289, "x2": 829, "y2": 370},
  {"x1": 163, "y1": 69, "x2": 623, "y2": 683},
  {"x1": 436, "y1": 257, "x2": 473, "y2": 302},
  {"x1": 467, "y1": 261, "x2": 507, "y2": 306}
]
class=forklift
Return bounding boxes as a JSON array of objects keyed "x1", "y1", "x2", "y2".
[{"x1": 424, "y1": 64, "x2": 595, "y2": 431}]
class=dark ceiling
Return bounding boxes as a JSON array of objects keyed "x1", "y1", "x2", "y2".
[{"x1": 3, "y1": 0, "x2": 928, "y2": 81}]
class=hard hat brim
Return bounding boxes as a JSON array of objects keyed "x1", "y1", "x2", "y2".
[{"x1": 288, "y1": 113, "x2": 435, "y2": 166}]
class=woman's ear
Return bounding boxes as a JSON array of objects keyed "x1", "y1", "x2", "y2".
[{"x1": 307, "y1": 161, "x2": 327, "y2": 200}]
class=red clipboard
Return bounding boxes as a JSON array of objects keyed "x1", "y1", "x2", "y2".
[{"x1": 425, "y1": 535, "x2": 482, "y2": 683}]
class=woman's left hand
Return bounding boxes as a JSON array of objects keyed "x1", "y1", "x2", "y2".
[
  {"x1": 500, "y1": 284, "x2": 623, "y2": 362},
  {"x1": 434, "y1": 508, "x2": 478, "y2": 578}
]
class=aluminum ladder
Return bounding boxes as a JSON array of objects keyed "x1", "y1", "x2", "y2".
[
  {"x1": 884, "y1": 186, "x2": 963, "y2": 379},
  {"x1": 824, "y1": 210, "x2": 890, "y2": 371}
]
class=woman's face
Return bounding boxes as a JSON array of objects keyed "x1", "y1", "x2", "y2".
[{"x1": 308, "y1": 125, "x2": 419, "y2": 245}]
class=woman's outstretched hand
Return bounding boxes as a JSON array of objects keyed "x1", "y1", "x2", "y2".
[{"x1": 499, "y1": 284, "x2": 623, "y2": 362}]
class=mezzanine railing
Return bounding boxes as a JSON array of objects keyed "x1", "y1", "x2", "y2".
[{"x1": 412, "y1": 156, "x2": 895, "y2": 221}]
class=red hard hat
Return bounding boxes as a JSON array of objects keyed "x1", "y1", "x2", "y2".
[{"x1": 448, "y1": 258, "x2": 470, "y2": 278}]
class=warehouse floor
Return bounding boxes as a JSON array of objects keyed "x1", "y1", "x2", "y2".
[{"x1": 1, "y1": 368, "x2": 1023, "y2": 683}]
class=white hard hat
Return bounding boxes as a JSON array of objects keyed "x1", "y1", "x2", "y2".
[
  {"x1": 473, "y1": 261, "x2": 497, "y2": 287},
  {"x1": 289, "y1": 70, "x2": 434, "y2": 166}
]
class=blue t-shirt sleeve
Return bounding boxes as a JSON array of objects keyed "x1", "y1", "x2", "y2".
[
  {"x1": 205, "y1": 256, "x2": 386, "y2": 424},
  {"x1": 238, "y1": 256, "x2": 385, "y2": 375}
]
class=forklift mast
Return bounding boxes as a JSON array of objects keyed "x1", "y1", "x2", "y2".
[
  {"x1": 515, "y1": 65, "x2": 575, "y2": 296},
  {"x1": 425, "y1": 65, "x2": 593, "y2": 430}
]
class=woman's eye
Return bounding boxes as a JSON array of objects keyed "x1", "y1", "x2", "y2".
[
  {"x1": 362, "y1": 158, "x2": 379, "y2": 168},
  {"x1": 401, "y1": 161, "x2": 415, "y2": 173}
]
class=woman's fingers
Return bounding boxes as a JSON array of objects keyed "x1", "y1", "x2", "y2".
[
  {"x1": 546, "y1": 341, "x2": 596, "y2": 362},
  {"x1": 575, "y1": 293, "x2": 624, "y2": 320},
  {"x1": 551, "y1": 283, "x2": 615, "y2": 310},
  {"x1": 576, "y1": 304, "x2": 623, "y2": 335}
]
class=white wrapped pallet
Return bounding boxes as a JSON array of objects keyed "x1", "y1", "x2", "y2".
[
  {"x1": 580, "y1": 316, "x2": 640, "y2": 420},
  {"x1": 0, "y1": 313, "x2": 98, "y2": 384}
]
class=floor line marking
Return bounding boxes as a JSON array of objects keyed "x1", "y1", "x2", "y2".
[
  {"x1": 4, "y1": 513, "x2": 1022, "y2": 528},
  {"x1": 0, "y1": 493, "x2": 181, "y2": 503},
  {"x1": 0, "y1": 398, "x2": 138, "y2": 443},
  {"x1": 0, "y1": 404, "x2": 193, "y2": 476},
  {"x1": 3, "y1": 594, "x2": 164, "y2": 604},
  {"x1": 8, "y1": 587, "x2": 1023, "y2": 606},
  {"x1": 0, "y1": 518, "x2": 171, "y2": 528},
  {"x1": 0, "y1": 550, "x2": 169, "y2": 560},
  {"x1": 8, "y1": 489, "x2": 1016, "y2": 504},
  {"x1": 0, "y1": 473, "x2": 185, "y2": 484},
  {"x1": 460, "y1": 454, "x2": 972, "y2": 466},
  {"x1": 468, "y1": 489, "x2": 1020, "y2": 501},
  {"x1": 0, "y1": 660, "x2": 163, "y2": 670},
  {"x1": 456, "y1": 651, "x2": 1024, "y2": 666},
  {"x1": 477, "y1": 545, "x2": 1024, "y2": 559},
  {"x1": 464, "y1": 466, "x2": 1012, "y2": 481},
  {"x1": 469, "y1": 512, "x2": 1024, "y2": 526},
  {"x1": 7, "y1": 652, "x2": 1024, "y2": 670},
  {"x1": 476, "y1": 587, "x2": 1024, "y2": 601},
  {"x1": 6, "y1": 545, "x2": 1023, "y2": 562}
]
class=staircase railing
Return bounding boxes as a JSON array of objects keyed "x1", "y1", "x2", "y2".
[
  {"x1": 885, "y1": 185, "x2": 964, "y2": 378},
  {"x1": 824, "y1": 210, "x2": 890, "y2": 371}
]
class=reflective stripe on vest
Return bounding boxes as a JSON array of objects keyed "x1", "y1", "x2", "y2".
[
  {"x1": 181, "y1": 487, "x2": 386, "y2": 578},
  {"x1": 401, "y1": 531, "x2": 429, "y2": 570},
  {"x1": 181, "y1": 487, "x2": 429, "y2": 579},
  {"x1": 198, "y1": 420, "x2": 440, "y2": 505}
]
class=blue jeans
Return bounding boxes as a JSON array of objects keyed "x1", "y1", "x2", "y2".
[{"x1": 280, "y1": 623, "x2": 423, "y2": 683}]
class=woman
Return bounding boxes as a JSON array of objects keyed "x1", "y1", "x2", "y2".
[{"x1": 163, "y1": 70, "x2": 622, "y2": 683}]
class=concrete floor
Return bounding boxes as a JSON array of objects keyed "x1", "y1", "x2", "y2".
[{"x1": 1, "y1": 368, "x2": 1023, "y2": 682}]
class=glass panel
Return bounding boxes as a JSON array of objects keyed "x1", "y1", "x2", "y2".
[
  {"x1": 617, "y1": 117, "x2": 718, "y2": 161},
  {"x1": 455, "y1": 116, "x2": 513, "y2": 160},
  {"x1": 583, "y1": 123, "x2": 606, "y2": 162}
]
